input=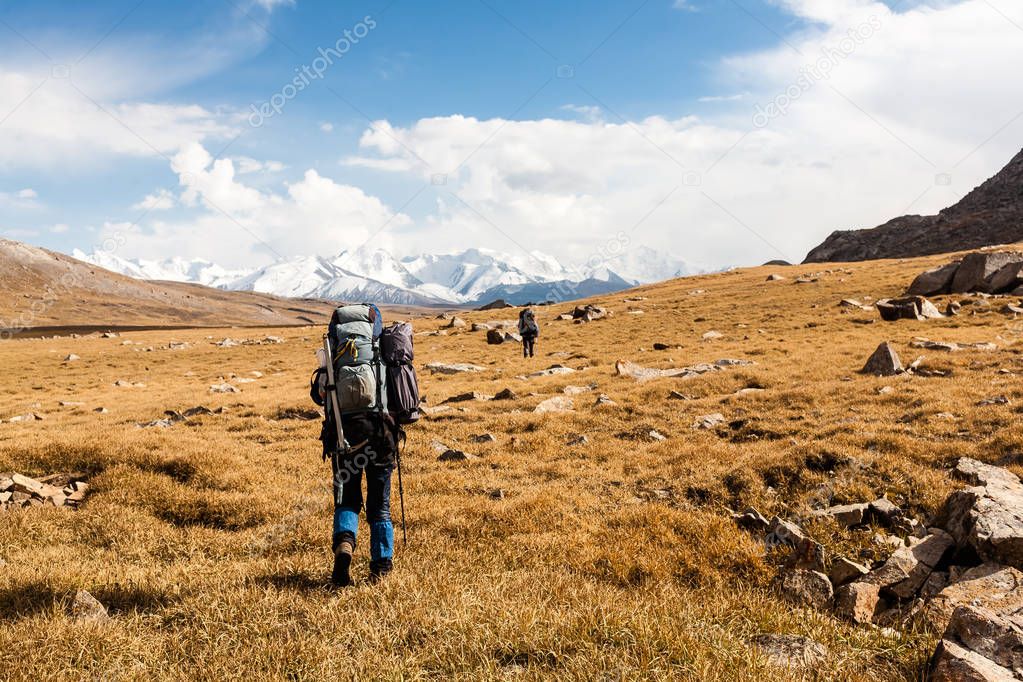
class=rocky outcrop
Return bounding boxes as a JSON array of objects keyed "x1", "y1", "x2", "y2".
[
  {"x1": 805, "y1": 148, "x2": 1023, "y2": 263},
  {"x1": 1, "y1": 473, "x2": 88, "y2": 511}
]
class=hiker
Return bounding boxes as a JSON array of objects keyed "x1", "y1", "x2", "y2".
[
  {"x1": 518, "y1": 308, "x2": 539, "y2": 358},
  {"x1": 311, "y1": 304, "x2": 420, "y2": 587}
]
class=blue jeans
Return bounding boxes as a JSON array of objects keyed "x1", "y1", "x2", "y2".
[{"x1": 332, "y1": 459, "x2": 394, "y2": 567}]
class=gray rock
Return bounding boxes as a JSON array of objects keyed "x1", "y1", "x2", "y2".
[
  {"x1": 943, "y1": 605, "x2": 1023, "y2": 674},
  {"x1": 829, "y1": 557, "x2": 870, "y2": 587},
  {"x1": 864, "y1": 530, "x2": 954, "y2": 598},
  {"x1": 908, "y1": 261, "x2": 961, "y2": 296},
  {"x1": 750, "y1": 634, "x2": 828, "y2": 671},
  {"x1": 438, "y1": 449, "x2": 479, "y2": 462},
  {"x1": 927, "y1": 564, "x2": 1023, "y2": 634},
  {"x1": 860, "y1": 342, "x2": 903, "y2": 376},
  {"x1": 955, "y1": 458, "x2": 1022, "y2": 488},
  {"x1": 492, "y1": 388, "x2": 518, "y2": 401},
  {"x1": 442, "y1": 391, "x2": 492, "y2": 404},
  {"x1": 811, "y1": 503, "x2": 869, "y2": 527},
  {"x1": 987, "y1": 262, "x2": 1023, "y2": 294},
  {"x1": 567, "y1": 434, "x2": 589, "y2": 446},
  {"x1": 869, "y1": 497, "x2": 903, "y2": 524},
  {"x1": 776, "y1": 569, "x2": 834, "y2": 608},
  {"x1": 952, "y1": 252, "x2": 1023, "y2": 294},
  {"x1": 71, "y1": 590, "x2": 109, "y2": 622},
  {"x1": 693, "y1": 413, "x2": 726, "y2": 430},
  {"x1": 533, "y1": 396, "x2": 574, "y2": 414},
  {"x1": 876, "y1": 296, "x2": 944, "y2": 321},
  {"x1": 425, "y1": 362, "x2": 485, "y2": 375},
  {"x1": 733, "y1": 507, "x2": 771, "y2": 534},
  {"x1": 486, "y1": 329, "x2": 506, "y2": 345},
  {"x1": 471, "y1": 433, "x2": 497, "y2": 444}
]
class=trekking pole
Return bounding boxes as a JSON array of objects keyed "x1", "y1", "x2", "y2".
[
  {"x1": 322, "y1": 335, "x2": 348, "y2": 455},
  {"x1": 395, "y1": 444, "x2": 408, "y2": 545}
]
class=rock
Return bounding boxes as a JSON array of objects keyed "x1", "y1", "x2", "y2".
[
  {"x1": 425, "y1": 362, "x2": 485, "y2": 375},
  {"x1": 864, "y1": 530, "x2": 954, "y2": 598},
  {"x1": 668, "y1": 390, "x2": 694, "y2": 400},
  {"x1": 943, "y1": 605, "x2": 1023, "y2": 674},
  {"x1": 952, "y1": 252, "x2": 1023, "y2": 294},
  {"x1": 420, "y1": 406, "x2": 454, "y2": 418},
  {"x1": 567, "y1": 434, "x2": 589, "y2": 446},
  {"x1": 471, "y1": 433, "x2": 497, "y2": 444},
  {"x1": 594, "y1": 394, "x2": 616, "y2": 406},
  {"x1": 702, "y1": 330, "x2": 723, "y2": 340},
  {"x1": 471, "y1": 323, "x2": 492, "y2": 332},
  {"x1": 860, "y1": 342, "x2": 903, "y2": 376},
  {"x1": 70, "y1": 590, "x2": 109, "y2": 622},
  {"x1": 94, "y1": 407, "x2": 108, "y2": 414},
  {"x1": 647, "y1": 429, "x2": 667, "y2": 442},
  {"x1": 447, "y1": 317, "x2": 467, "y2": 328},
  {"x1": 909, "y1": 262, "x2": 962, "y2": 296},
  {"x1": 693, "y1": 413, "x2": 725, "y2": 430},
  {"x1": 766, "y1": 273, "x2": 786, "y2": 281},
  {"x1": 927, "y1": 564, "x2": 1023, "y2": 634},
  {"x1": 492, "y1": 388, "x2": 518, "y2": 401},
  {"x1": 776, "y1": 569, "x2": 834, "y2": 607},
  {"x1": 534, "y1": 396, "x2": 574, "y2": 414},
  {"x1": 562, "y1": 385, "x2": 594, "y2": 396},
  {"x1": 988, "y1": 262, "x2": 1023, "y2": 294},
  {"x1": 486, "y1": 329, "x2": 506, "y2": 345},
  {"x1": 733, "y1": 507, "x2": 771, "y2": 534},
  {"x1": 438, "y1": 449, "x2": 478, "y2": 462},
  {"x1": 834, "y1": 582, "x2": 884, "y2": 624},
  {"x1": 443, "y1": 392, "x2": 492, "y2": 404},
  {"x1": 488, "y1": 489, "x2": 506, "y2": 500},
  {"x1": 477, "y1": 299, "x2": 514, "y2": 311},
  {"x1": 947, "y1": 301, "x2": 963, "y2": 316},
  {"x1": 652, "y1": 342, "x2": 680, "y2": 350},
  {"x1": 811, "y1": 503, "x2": 869, "y2": 527},
  {"x1": 504, "y1": 332, "x2": 522, "y2": 343},
  {"x1": 527, "y1": 365, "x2": 576, "y2": 378},
  {"x1": 876, "y1": 296, "x2": 944, "y2": 321},
  {"x1": 750, "y1": 634, "x2": 828, "y2": 670},
  {"x1": 869, "y1": 497, "x2": 903, "y2": 524},
  {"x1": 829, "y1": 557, "x2": 870, "y2": 586},
  {"x1": 63, "y1": 354, "x2": 80, "y2": 362},
  {"x1": 571, "y1": 305, "x2": 608, "y2": 322},
  {"x1": 615, "y1": 358, "x2": 753, "y2": 382},
  {"x1": 929, "y1": 638, "x2": 1016, "y2": 681},
  {"x1": 209, "y1": 383, "x2": 239, "y2": 393},
  {"x1": 767, "y1": 516, "x2": 809, "y2": 549},
  {"x1": 556, "y1": 313, "x2": 573, "y2": 321},
  {"x1": 955, "y1": 458, "x2": 1022, "y2": 488},
  {"x1": 933, "y1": 460, "x2": 1023, "y2": 569},
  {"x1": 1001, "y1": 304, "x2": 1023, "y2": 315}
]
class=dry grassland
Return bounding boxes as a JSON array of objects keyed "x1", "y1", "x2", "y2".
[{"x1": 2, "y1": 251, "x2": 1022, "y2": 680}]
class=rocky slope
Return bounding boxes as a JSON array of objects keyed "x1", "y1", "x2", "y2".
[{"x1": 805, "y1": 148, "x2": 1023, "y2": 263}]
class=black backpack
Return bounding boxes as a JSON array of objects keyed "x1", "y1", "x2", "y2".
[{"x1": 380, "y1": 322, "x2": 421, "y2": 424}]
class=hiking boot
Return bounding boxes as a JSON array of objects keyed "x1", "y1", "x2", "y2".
[
  {"x1": 332, "y1": 540, "x2": 354, "y2": 587},
  {"x1": 369, "y1": 559, "x2": 393, "y2": 584}
]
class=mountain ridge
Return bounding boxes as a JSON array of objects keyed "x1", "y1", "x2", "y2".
[{"x1": 804, "y1": 147, "x2": 1023, "y2": 263}]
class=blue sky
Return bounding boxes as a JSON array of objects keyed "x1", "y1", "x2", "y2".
[{"x1": 1, "y1": 0, "x2": 1022, "y2": 270}]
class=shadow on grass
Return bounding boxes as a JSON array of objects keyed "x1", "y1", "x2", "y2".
[
  {"x1": 256, "y1": 570, "x2": 332, "y2": 593},
  {"x1": 0, "y1": 580, "x2": 182, "y2": 622}
]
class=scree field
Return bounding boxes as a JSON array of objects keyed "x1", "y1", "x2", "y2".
[{"x1": 1, "y1": 251, "x2": 1021, "y2": 681}]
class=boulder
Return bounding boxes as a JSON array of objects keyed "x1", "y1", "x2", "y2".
[
  {"x1": 594, "y1": 394, "x2": 616, "y2": 407},
  {"x1": 70, "y1": 590, "x2": 109, "y2": 622},
  {"x1": 571, "y1": 305, "x2": 608, "y2": 322},
  {"x1": 733, "y1": 507, "x2": 771, "y2": 534},
  {"x1": 693, "y1": 413, "x2": 725, "y2": 430},
  {"x1": 775, "y1": 569, "x2": 834, "y2": 608},
  {"x1": 933, "y1": 460, "x2": 1023, "y2": 569},
  {"x1": 952, "y1": 252, "x2": 1023, "y2": 294},
  {"x1": 860, "y1": 342, "x2": 903, "y2": 376},
  {"x1": 834, "y1": 582, "x2": 884, "y2": 624},
  {"x1": 943, "y1": 605, "x2": 1023, "y2": 673},
  {"x1": 438, "y1": 449, "x2": 478, "y2": 462},
  {"x1": 447, "y1": 317, "x2": 467, "y2": 328},
  {"x1": 811, "y1": 503, "x2": 868, "y2": 527},
  {"x1": 908, "y1": 261, "x2": 961, "y2": 296},
  {"x1": 476, "y1": 299, "x2": 514, "y2": 311},
  {"x1": 472, "y1": 323, "x2": 492, "y2": 332},
  {"x1": 486, "y1": 329, "x2": 506, "y2": 345},
  {"x1": 442, "y1": 392, "x2": 492, "y2": 404},
  {"x1": 987, "y1": 262, "x2": 1023, "y2": 294},
  {"x1": 528, "y1": 365, "x2": 576, "y2": 378},
  {"x1": 766, "y1": 274, "x2": 786, "y2": 281},
  {"x1": 876, "y1": 296, "x2": 944, "y2": 321},
  {"x1": 929, "y1": 638, "x2": 1017, "y2": 681},
  {"x1": 493, "y1": 388, "x2": 518, "y2": 401},
  {"x1": 927, "y1": 564, "x2": 1023, "y2": 633},
  {"x1": 863, "y1": 530, "x2": 954, "y2": 599}
]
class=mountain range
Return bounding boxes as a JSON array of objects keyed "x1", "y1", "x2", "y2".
[
  {"x1": 805, "y1": 147, "x2": 1023, "y2": 263},
  {"x1": 71, "y1": 246, "x2": 695, "y2": 306}
]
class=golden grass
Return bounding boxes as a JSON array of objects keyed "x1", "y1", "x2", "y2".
[{"x1": 2, "y1": 251, "x2": 1022, "y2": 680}]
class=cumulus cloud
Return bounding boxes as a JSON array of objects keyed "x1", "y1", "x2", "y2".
[
  {"x1": 103, "y1": 143, "x2": 411, "y2": 268},
  {"x1": 132, "y1": 189, "x2": 176, "y2": 211}
]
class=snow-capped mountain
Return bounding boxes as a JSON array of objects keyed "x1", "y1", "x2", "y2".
[{"x1": 71, "y1": 244, "x2": 698, "y2": 306}]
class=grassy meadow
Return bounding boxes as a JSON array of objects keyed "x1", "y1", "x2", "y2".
[{"x1": 2, "y1": 250, "x2": 1022, "y2": 680}]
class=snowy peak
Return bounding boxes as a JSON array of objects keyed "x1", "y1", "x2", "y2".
[{"x1": 71, "y1": 245, "x2": 699, "y2": 306}]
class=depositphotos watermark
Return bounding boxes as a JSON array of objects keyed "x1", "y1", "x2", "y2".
[
  {"x1": 752, "y1": 15, "x2": 882, "y2": 129},
  {"x1": 248, "y1": 15, "x2": 377, "y2": 128}
]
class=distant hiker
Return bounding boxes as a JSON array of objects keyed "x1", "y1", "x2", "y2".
[
  {"x1": 518, "y1": 308, "x2": 539, "y2": 358},
  {"x1": 311, "y1": 304, "x2": 420, "y2": 587}
]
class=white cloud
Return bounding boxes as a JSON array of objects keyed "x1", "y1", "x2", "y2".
[
  {"x1": 320, "y1": 122, "x2": 334, "y2": 133},
  {"x1": 673, "y1": 0, "x2": 699, "y2": 11},
  {"x1": 559, "y1": 104, "x2": 604, "y2": 123},
  {"x1": 0, "y1": 188, "x2": 41, "y2": 209},
  {"x1": 234, "y1": 157, "x2": 286, "y2": 174},
  {"x1": 133, "y1": 189, "x2": 176, "y2": 211},
  {"x1": 103, "y1": 143, "x2": 411, "y2": 268},
  {"x1": 51, "y1": 223, "x2": 69, "y2": 234},
  {"x1": 16, "y1": 188, "x2": 36, "y2": 199},
  {"x1": 698, "y1": 93, "x2": 748, "y2": 103},
  {"x1": 341, "y1": 0, "x2": 1023, "y2": 266}
]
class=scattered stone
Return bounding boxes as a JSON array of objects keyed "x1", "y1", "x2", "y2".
[
  {"x1": 829, "y1": 558, "x2": 870, "y2": 587},
  {"x1": 668, "y1": 390, "x2": 694, "y2": 400},
  {"x1": 750, "y1": 634, "x2": 828, "y2": 670},
  {"x1": 562, "y1": 385, "x2": 594, "y2": 396},
  {"x1": 733, "y1": 507, "x2": 771, "y2": 534},
  {"x1": 488, "y1": 489, "x2": 505, "y2": 500},
  {"x1": 693, "y1": 413, "x2": 725, "y2": 430},
  {"x1": 534, "y1": 396, "x2": 574, "y2": 414},
  {"x1": 477, "y1": 299, "x2": 514, "y2": 311},
  {"x1": 766, "y1": 274, "x2": 786, "y2": 281},
  {"x1": 447, "y1": 317, "x2": 467, "y2": 328},
  {"x1": 911, "y1": 338, "x2": 998, "y2": 352},
  {"x1": 567, "y1": 435, "x2": 590, "y2": 446},
  {"x1": 486, "y1": 329, "x2": 506, "y2": 345},
  {"x1": 952, "y1": 251, "x2": 1023, "y2": 294},
  {"x1": 63, "y1": 354, "x2": 80, "y2": 362},
  {"x1": 929, "y1": 637, "x2": 1016, "y2": 682},
  {"x1": 702, "y1": 330, "x2": 723, "y2": 340},
  {"x1": 947, "y1": 301, "x2": 962, "y2": 316},
  {"x1": 860, "y1": 342, "x2": 903, "y2": 376},
  {"x1": 443, "y1": 391, "x2": 492, "y2": 404},
  {"x1": 210, "y1": 383, "x2": 240, "y2": 394},
  {"x1": 978, "y1": 396, "x2": 1010, "y2": 406},
  {"x1": 438, "y1": 449, "x2": 478, "y2": 462},
  {"x1": 834, "y1": 582, "x2": 884, "y2": 624},
  {"x1": 493, "y1": 388, "x2": 518, "y2": 401},
  {"x1": 811, "y1": 503, "x2": 868, "y2": 527},
  {"x1": 528, "y1": 365, "x2": 576, "y2": 378},
  {"x1": 571, "y1": 305, "x2": 608, "y2": 322},
  {"x1": 868, "y1": 497, "x2": 903, "y2": 525},
  {"x1": 70, "y1": 590, "x2": 109, "y2": 623},
  {"x1": 420, "y1": 405, "x2": 454, "y2": 418},
  {"x1": 594, "y1": 394, "x2": 616, "y2": 406},
  {"x1": 471, "y1": 433, "x2": 497, "y2": 444},
  {"x1": 776, "y1": 569, "x2": 834, "y2": 608},
  {"x1": 615, "y1": 358, "x2": 752, "y2": 382},
  {"x1": 908, "y1": 262, "x2": 963, "y2": 296},
  {"x1": 647, "y1": 429, "x2": 667, "y2": 442},
  {"x1": 876, "y1": 296, "x2": 945, "y2": 321},
  {"x1": 425, "y1": 362, "x2": 485, "y2": 375}
]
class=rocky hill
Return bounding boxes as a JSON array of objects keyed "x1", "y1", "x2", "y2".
[
  {"x1": 0, "y1": 239, "x2": 335, "y2": 333},
  {"x1": 805, "y1": 148, "x2": 1023, "y2": 263}
]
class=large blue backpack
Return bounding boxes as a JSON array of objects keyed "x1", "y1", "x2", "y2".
[{"x1": 328, "y1": 304, "x2": 387, "y2": 414}]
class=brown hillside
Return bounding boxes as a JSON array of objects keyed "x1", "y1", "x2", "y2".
[
  {"x1": 0, "y1": 239, "x2": 336, "y2": 332},
  {"x1": 805, "y1": 147, "x2": 1023, "y2": 262}
]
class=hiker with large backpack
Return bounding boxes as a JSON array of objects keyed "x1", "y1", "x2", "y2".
[
  {"x1": 518, "y1": 308, "x2": 539, "y2": 358},
  {"x1": 310, "y1": 303, "x2": 420, "y2": 587}
]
